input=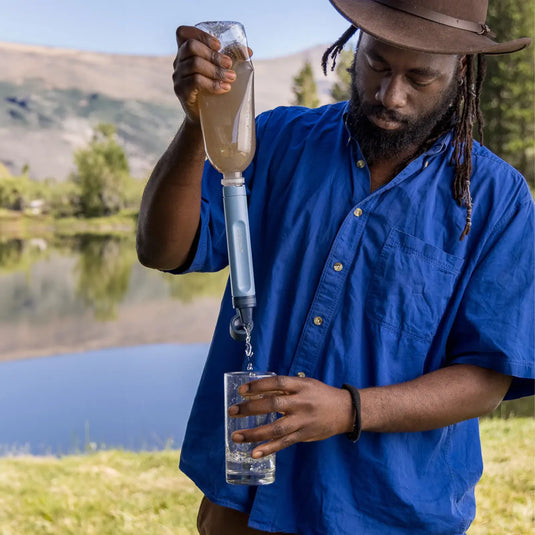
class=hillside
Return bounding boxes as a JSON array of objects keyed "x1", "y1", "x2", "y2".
[{"x1": 0, "y1": 41, "x2": 341, "y2": 181}]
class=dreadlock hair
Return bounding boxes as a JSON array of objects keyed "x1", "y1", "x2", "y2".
[
  {"x1": 321, "y1": 25, "x2": 359, "y2": 75},
  {"x1": 452, "y1": 54, "x2": 487, "y2": 239},
  {"x1": 322, "y1": 26, "x2": 488, "y2": 241}
]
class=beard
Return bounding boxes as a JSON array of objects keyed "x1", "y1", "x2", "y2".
[{"x1": 346, "y1": 67, "x2": 459, "y2": 167}]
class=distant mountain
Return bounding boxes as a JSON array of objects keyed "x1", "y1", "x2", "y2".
[{"x1": 0, "y1": 41, "x2": 341, "y2": 181}]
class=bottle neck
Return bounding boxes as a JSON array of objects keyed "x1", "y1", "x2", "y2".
[{"x1": 221, "y1": 172, "x2": 244, "y2": 186}]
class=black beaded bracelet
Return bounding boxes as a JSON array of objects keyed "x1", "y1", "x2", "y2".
[{"x1": 341, "y1": 384, "x2": 362, "y2": 442}]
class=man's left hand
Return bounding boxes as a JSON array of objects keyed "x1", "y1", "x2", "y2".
[{"x1": 228, "y1": 375, "x2": 354, "y2": 458}]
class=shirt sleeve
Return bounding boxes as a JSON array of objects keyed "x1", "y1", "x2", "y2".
[{"x1": 447, "y1": 197, "x2": 535, "y2": 400}]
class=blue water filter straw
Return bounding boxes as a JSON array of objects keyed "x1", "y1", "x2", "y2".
[
  {"x1": 222, "y1": 172, "x2": 256, "y2": 340},
  {"x1": 194, "y1": 21, "x2": 257, "y2": 341}
]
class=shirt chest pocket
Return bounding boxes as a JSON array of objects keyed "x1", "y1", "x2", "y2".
[{"x1": 365, "y1": 229, "x2": 464, "y2": 341}]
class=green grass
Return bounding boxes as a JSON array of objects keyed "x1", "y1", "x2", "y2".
[
  {"x1": 0, "y1": 450, "x2": 202, "y2": 535},
  {"x1": 0, "y1": 209, "x2": 137, "y2": 241},
  {"x1": 469, "y1": 418, "x2": 535, "y2": 534},
  {"x1": 0, "y1": 419, "x2": 532, "y2": 534}
]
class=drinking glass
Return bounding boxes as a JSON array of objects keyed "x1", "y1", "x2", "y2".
[{"x1": 224, "y1": 371, "x2": 276, "y2": 485}]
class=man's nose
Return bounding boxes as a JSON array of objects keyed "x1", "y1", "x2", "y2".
[{"x1": 375, "y1": 75, "x2": 408, "y2": 110}]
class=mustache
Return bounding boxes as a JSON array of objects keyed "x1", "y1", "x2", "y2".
[{"x1": 361, "y1": 102, "x2": 409, "y2": 125}]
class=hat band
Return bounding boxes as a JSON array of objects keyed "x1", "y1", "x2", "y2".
[{"x1": 371, "y1": 0, "x2": 495, "y2": 37}]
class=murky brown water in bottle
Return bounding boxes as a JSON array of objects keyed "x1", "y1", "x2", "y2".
[{"x1": 198, "y1": 46, "x2": 255, "y2": 176}]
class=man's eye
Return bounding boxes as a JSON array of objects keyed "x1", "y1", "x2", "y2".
[{"x1": 410, "y1": 78, "x2": 433, "y2": 87}]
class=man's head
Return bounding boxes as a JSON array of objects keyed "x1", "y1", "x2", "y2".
[
  {"x1": 322, "y1": 0, "x2": 531, "y2": 239},
  {"x1": 347, "y1": 33, "x2": 462, "y2": 167}
]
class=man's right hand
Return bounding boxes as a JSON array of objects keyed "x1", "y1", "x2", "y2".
[
  {"x1": 137, "y1": 25, "x2": 250, "y2": 271},
  {"x1": 173, "y1": 25, "x2": 238, "y2": 123}
]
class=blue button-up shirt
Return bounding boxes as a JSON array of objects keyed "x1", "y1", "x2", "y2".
[{"x1": 177, "y1": 101, "x2": 534, "y2": 534}]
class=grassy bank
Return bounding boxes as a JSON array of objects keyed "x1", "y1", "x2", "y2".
[
  {"x1": 470, "y1": 417, "x2": 534, "y2": 534},
  {"x1": 0, "y1": 418, "x2": 532, "y2": 534},
  {"x1": 0, "y1": 449, "x2": 202, "y2": 535},
  {"x1": 0, "y1": 209, "x2": 136, "y2": 240}
]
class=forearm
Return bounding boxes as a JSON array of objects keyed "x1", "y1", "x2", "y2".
[
  {"x1": 136, "y1": 119, "x2": 206, "y2": 270},
  {"x1": 359, "y1": 364, "x2": 512, "y2": 433},
  {"x1": 228, "y1": 365, "x2": 512, "y2": 458}
]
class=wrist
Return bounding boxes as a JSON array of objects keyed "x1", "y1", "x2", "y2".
[
  {"x1": 181, "y1": 117, "x2": 204, "y2": 143},
  {"x1": 176, "y1": 120, "x2": 206, "y2": 162},
  {"x1": 183, "y1": 114, "x2": 202, "y2": 130}
]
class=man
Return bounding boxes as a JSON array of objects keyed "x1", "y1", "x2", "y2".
[{"x1": 137, "y1": 1, "x2": 534, "y2": 533}]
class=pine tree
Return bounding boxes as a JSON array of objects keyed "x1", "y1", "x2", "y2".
[
  {"x1": 481, "y1": 1, "x2": 534, "y2": 187},
  {"x1": 292, "y1": 61, "x2": 320, "y2": 108}
]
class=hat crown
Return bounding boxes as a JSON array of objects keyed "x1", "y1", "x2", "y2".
[
  {"x1": 330, "y1": 0, "x2": 531, "y2": 55},
  {"x1": 415, "y1": 0, "x2": 488, "y2": 23}
]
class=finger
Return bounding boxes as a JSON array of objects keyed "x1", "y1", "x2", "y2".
[
  {"x1": 175, "y1": 62, "x2": 235, "y2": 95},
  {"x1": 238, "y1": 375, "x2": 304, "y2": 396},
  {"x1": 176, "y1": 25, "x2": 221, "y2": 52},
  {"x1": 252, "y1": 430, "x2": 305, "y2": 458},
  {"x1": 247, "y1": 413, "x2": 311, "y2": 457},
  {"x1": 177, "y1": 38, "x2": 233, "y2": 72},
  {"x1": 176, "y1": 27, "x2": 253, "y2": 60},
  {"x1": 229, "y1": 392, "x2": 290, "y2": 417},
  {"x1": 232, "y1": 414, "x2": 297, "y2": 444}
]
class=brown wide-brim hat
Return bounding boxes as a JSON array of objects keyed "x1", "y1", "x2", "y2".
[{"x1": 330, "y1": 0, "x2": 532, "y2": 55}]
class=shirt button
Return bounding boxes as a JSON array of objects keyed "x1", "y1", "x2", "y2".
[
  {"x1": 313, "y1": 316, "x2": 323, "y2": 326},
  {"x1": 297, "y1": 371, "x2": 306, "y2": 378},
  {"x1": 424, "y1": 160, "x2": 429, "y2": 168},
  {"x1": 353, "y1": 207, "x2": 363, "y2": 217},
  {"x1": 333, "y1": 262, "x2": 343, "y2": 272},
  {"x1": 356, "y1": 159, "x2": 366, "y2": 168}
]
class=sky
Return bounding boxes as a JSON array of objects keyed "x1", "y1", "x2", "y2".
[{"x1": 0, "y1": 0, "x2": 351, "y2": 59}]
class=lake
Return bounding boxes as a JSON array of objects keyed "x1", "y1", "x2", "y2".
[
  {"x1": 0, "y1": 234, "x2": 532, "y2": 455},
  {"x1": 0, "y1": 343, "x2": 208, "y2": 455}
]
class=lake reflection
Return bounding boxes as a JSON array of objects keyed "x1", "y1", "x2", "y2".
[
  {"x1": 0, "y1": 234, "x2": 227, "y2": 322},
  {"x1": 0, "y1": 344, "x2": 208, "y2": 455},
  {"x1": 0, "y1": 234, "x2": 227, "y2": 360}
]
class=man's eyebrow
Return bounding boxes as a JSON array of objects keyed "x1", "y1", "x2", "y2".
[{"x1": 365, "y1": 50, "x2": 442, "y2": 77}]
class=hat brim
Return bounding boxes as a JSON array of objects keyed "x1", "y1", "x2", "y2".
[{"x1": 330, "y1": 0, "x2": 532, "y2": 55}]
